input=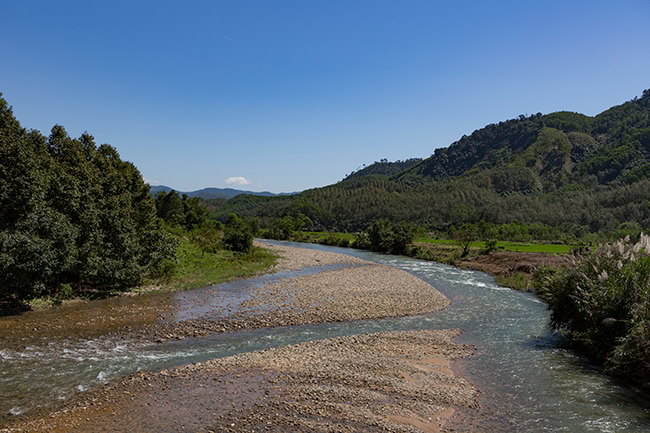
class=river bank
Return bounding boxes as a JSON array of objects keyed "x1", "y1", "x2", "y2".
[
  {"x1": 0, "y1": 242, "x2": 451, "y2": 347},
  {"x1": 148, "y1": 243, "x2": 449, "y2": 342}
]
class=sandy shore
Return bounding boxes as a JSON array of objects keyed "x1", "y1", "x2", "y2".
[
  {"x1": 258, "y1": 241, "x2": 368, "y2": 271},
  {"x1": 3, "y1": 329, "x2": 478, "y2": 433}
]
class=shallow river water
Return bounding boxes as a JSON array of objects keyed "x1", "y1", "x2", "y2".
[{"x1": 1, "y1": 241, "x2": 649, "y2": 431}]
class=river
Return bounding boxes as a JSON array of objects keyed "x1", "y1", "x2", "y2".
[{"x1": 1, "y1": 241, "x2": 649, "y2": 431}]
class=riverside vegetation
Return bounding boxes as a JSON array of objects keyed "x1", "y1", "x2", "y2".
[{"x1": 0, "y1": 93, "x2": 273, "y2": 312}]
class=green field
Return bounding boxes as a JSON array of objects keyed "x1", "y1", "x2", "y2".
[
  {"x1": 414, "y1": 238, "x2": 571, "y2": 254},
  {"x1": 300, "y1": 231, "x2": 570, "y2": 254}
]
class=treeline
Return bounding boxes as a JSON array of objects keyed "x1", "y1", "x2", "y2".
[
  {"x1": 216, "y1": 179, "x2": 650, "y2": 243},
  {"x1": 0, "y1": 94, "x2": 257, "y2": 308},
  {"x1": 260, "y1": 216, "x2": 415, "y2": 255},
  {"x1": 153, "y1": 189, "x2": 256, "y2": 257},
  {"x1": 345, "y1": 158, "x2": 422, "y2": 179},
  {"x1": 0, "y1": 94, "x2": 176, "y2": 305}
]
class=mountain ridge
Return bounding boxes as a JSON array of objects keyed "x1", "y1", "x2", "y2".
[
  {"x1": 149, "y1": 185, "x2": 298, "y2": 200},
  {"x1": 214, "y1": 88, "x2": 650, "y2": 236}
]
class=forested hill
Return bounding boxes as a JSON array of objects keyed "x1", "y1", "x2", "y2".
[
  {"x1": 214, "y1": 89, "x2": 650, "y2": 237},
  {"x1": 345, "y1": 158, "x2": 422, "y2": 179},
  {"x1": 397, "y1": 89, "x2": 650, "y2": 189}
]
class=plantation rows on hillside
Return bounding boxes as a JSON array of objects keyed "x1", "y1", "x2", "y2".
[{"x1": 214, "y1": 89, "x2": 650, "y2": 241}]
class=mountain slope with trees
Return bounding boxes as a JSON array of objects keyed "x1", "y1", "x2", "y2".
[
  {"x1": 214, "y1": 89, "x2": 650, "y2": 239},
  {"x1": 345, "y1": 158, "x2": 422, "y2": 179}
]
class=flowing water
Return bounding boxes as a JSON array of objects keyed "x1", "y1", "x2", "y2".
[{"x1": 1, "y1": 241, "x2": 649, "y2": 431}]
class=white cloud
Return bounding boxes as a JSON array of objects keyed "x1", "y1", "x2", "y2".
[
  {"x1": 225, "y1": 176, "x2": 251, "y2": 186},
  {"x1": 144, "y1": 178, "x2": 160, "y2": 185}
]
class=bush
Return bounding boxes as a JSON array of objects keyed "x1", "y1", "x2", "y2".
[
  {"x1": 483, "y1": 238, "x2": 498, "y2": 254},
  {"x1": 189, "y1": 223, "x2": 223, "y2": 254},
  {"x1": 365, "y1": 220, "x2": 414, "y2": 254},
  {"x1": 352, "y1": 232, "x2": 371, "y2": 249},
  {"x1": 538, "y1": 234, "x2": 650, "y2": 386},
  {"x1": 450, "y1": 223, "x2": 478, "y2": 257},
  {"x1": 223, "y1": 213, "x2": 253, "y2": 253}
]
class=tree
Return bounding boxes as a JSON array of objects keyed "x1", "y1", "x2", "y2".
[
  {"x1": 224, "y1": 213, "x2": 253, "y2": 253},
  {"x1": 0, "y1": 93, "x2": 176, "y2": 303},
  {"x1": 365, "y1": 219, "x2": 414, "y2": 254},
  {"x1": 158, "y1": 190, "x2": 184, "y2": 226},
  {"x1": 451, "y1": 223, "x2": 478, "y2": 257}
]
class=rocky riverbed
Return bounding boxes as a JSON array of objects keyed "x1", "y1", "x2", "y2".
[
  {"x1": 2, "y1": 329, "x2": 478, "y2": 433},
  {"x1": 150, "y1": 255, "x2": 449, "y2": 341},
  {"x1": 1, "y1": 242, "x2": 480, "y2": 433},
  {"x1": 260, "y1": 241, "x2": 369, "y2": 271}
]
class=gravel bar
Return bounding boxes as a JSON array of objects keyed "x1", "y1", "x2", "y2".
[
  {"x1": 150, "y1": 246, "x2": 449, "y2": 341},
  {"x1": 3, "y1": 329, "x2": 478, "y2": 433}
]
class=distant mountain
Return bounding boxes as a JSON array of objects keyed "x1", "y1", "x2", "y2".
[{"x1": 149, "y1": 185, "x2": 297, "y2": 200}]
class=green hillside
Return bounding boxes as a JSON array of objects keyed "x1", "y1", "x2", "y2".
[
  {"x1": 346, "y1": 158, "x2": 422, "y2": 179},
  {"x1": 215, "y1": 89, "x2": 650, "y2": 238}
]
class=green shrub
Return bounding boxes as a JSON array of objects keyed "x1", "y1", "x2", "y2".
[
  {"x1": 189, "y1": 223, "x2": 223, "y2": 254},
  {"x1": 538, "y1": 234, "x2": 650, "y2": 386},
  {"x1": 483, "y1": 238, "x2": 498, "y2": 254},
  {"x1": 495, "y1": 272, "x2": 531, "y2": 291},
  {"x1": 352, "y1": 231, "x2": 371, "y2": 249},
  {"x1": 224, "y1": 213, "x2": 253, "y2": 253},
  {"x1": 366, "y1": 220, "x2": 414, "y2": 254}
]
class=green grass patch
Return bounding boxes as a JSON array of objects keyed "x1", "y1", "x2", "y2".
[
  {"x1": 154, "y1": 238, "x2": 278, "y2": 293},
  {"x1": 495, "y1": 272, "x2": 533, "y2": 292},
  {"x1": 302, "y1": 231, "x2": 356, "y2": 242},
  {"x1": 296, "y1": 231, "x2": 570, "y2": 254}
]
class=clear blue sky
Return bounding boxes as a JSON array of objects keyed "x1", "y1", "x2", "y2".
[{"x1": 1, "y1": 1, "x2": 649, "y2": 192}]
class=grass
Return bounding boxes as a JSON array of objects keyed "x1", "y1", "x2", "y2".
[
  {"x1": 413, "y1": 237, "x2": 570, "y2": 254},
  {"x1": 495, "y1": 272, "x2": 533, "y2": 292},
  {"x1": 302, "y1": 231, "x2": 356, "y2": 242},
  {"x1": 154, "y1": 238, "x2": 278, "y2": 293}
]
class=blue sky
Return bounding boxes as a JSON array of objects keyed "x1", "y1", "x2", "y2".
[{"x1": 1, "y1": 1, "x2": 649, "y2": 192}]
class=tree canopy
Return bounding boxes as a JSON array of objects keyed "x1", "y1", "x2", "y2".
[{"x1": 0, "y1": 93, "x2": 176, "y2": 303}]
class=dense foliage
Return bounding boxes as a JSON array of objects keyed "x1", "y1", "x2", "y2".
[
  {"x1": 223, "y1": 213, "x2": 254, "y2": 253},
  {"x1": 215, "y1": 90, "x2": 650, "y2": 241},
  {"x1": 154, "y1": 190, "x2": 209, "y2": 230},
  {"x1": 345, "y1": 158, "x2": 422, "y2": 179},
  {"x1": 363, "y1": 219, "x2": 414, "y2": 254},
  {"x1": 538, "y1": 235, "x2": 650, "y2": 387},
  {"x1": 0, "y1": 94, "x2": 176, "y2": 304}
]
